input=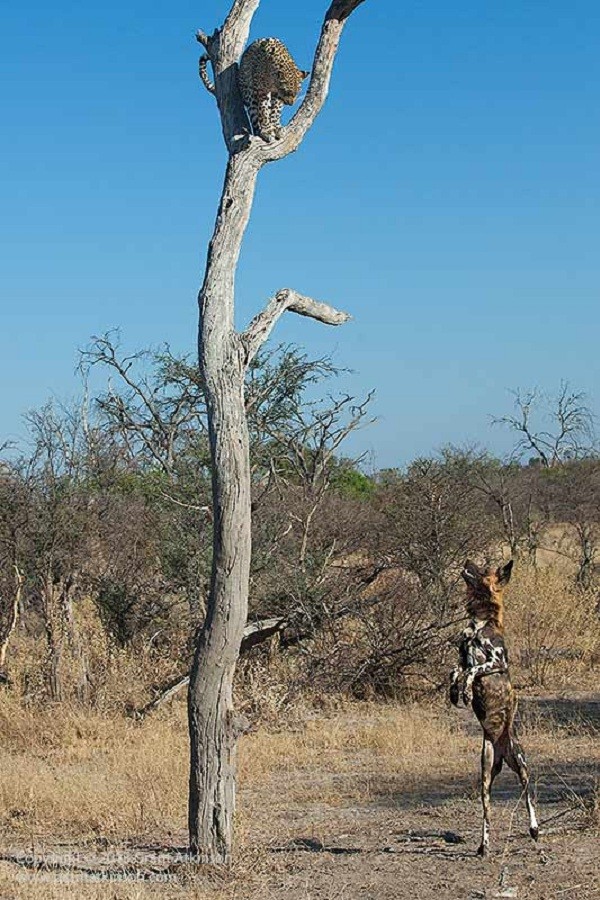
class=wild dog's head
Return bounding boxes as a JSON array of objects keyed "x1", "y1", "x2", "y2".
[{"x1": 461, "y1": 559, "x2": 513, "y2": 630}]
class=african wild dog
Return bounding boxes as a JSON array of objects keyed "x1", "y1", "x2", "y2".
[{"x1": 450, "y1": 559, "x2": 539, "y2": 856}]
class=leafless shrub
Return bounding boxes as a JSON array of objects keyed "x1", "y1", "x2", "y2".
[{"x1": 493, "y1": 382, "x2": 596, "y2": 467}]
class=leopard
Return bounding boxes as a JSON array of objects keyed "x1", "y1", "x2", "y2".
[{"x1": 237, "y1": 38, "x2": 309, "y2": 142}]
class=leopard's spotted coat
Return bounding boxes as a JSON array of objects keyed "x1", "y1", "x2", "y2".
[{"x1": 238, "y1": 38, "x2": 308, "y2": 142}]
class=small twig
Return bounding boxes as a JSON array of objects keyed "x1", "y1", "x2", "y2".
[{"x1": 157, "y1": 490, "x2": 212, "y2": 516}]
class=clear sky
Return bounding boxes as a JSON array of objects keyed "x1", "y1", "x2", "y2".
[{"x1": 1, "y1": 1, "x2": 599, "y2": 468}]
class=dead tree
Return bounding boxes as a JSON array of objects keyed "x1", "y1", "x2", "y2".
[
  {"x1": 494, "y1": 383, "x2": 596, "y2": 467},
  {"x1": 189, "y1": 0, "x2": 366, "y2": 865},
  {"x1": 0, "y1": 565, "x2": 23, "y2": 680}
]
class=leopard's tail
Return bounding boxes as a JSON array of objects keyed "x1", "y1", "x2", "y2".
[{"x1": 199, "y1": 55, "x2": 215, "y2": 94}]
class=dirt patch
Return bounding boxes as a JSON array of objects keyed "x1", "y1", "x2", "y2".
[{"x1": 0, "y1": 697, "x2": 597, "y2": 899}]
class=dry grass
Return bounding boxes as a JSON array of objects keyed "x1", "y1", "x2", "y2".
[
  {"x1": 242, "y1": 703, "x2": 470, "y2": 779},
  {"x1": 0, "y1": 696, "x2": 472, "y2": 843},
  {"x1": 0, "y1": 692, "x2": 598, "y2": 898},
  {"x1": 0, "y1": 876, "x2": 208, "y2": 900},
  {"x1": 0, "y1": 696, "x2": 188, "y2": 840},
  {"x1": 0, "y1": 700, "x2": 475, "y2": 898},
  {"x1": 0, "y1": 691, "x2": 595, "y2": 837},
  {"x1": 504, "y1": 564, "x2": 600, "y2": 689}
]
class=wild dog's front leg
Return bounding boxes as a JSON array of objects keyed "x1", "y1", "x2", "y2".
[
  {"x1": 462, "y1": 670, "x2": 475, "y2": 706},
  {"x1": 449, "y1": 667, "x2": 462, "y2": 706},
  {"x1": 451, "y1": 630, "x2": 471, "y2": 706},
  {"x1": 462, "y1": 643, "x2": 508, "y2": 706}
]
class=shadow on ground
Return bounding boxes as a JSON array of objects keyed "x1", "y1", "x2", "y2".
[{"x1": 520, "y1": 695, "x2": 600, "y2": 733}]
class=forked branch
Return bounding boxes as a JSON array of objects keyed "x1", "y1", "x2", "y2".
[
  {"x1": 252, "y1": 0, "x2": 367, "y2": 162},
  {"x1": 196, "y1": 0, "x2": 365, "y2": 157}
]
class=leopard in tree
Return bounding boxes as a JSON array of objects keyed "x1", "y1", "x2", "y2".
[{"x1": 237, "y1": 38, "x2": 309, "y2": 142}]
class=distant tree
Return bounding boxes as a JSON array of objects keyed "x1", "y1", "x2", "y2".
[
  {"x1": 375, "y1": 449, "x2": 498, "y2": 617},
  {"x1": 541, "y1": 459, "x2": 600, "y2": 589},
  {"x1": 494, "y1": 382, "x2": 596, "y2": 468},
  {"x1": 9, "y1": 402, "x2": 94, "y2": 702},
  {"x1": 80, "y1": 333, "x2": 208, "y2": 479},
  {"x1": 249, "y1": 374, "x2": 373, "y2": 643},
  {"x1": 0, "y1": 470, "x2": 26, "y2": 680}
]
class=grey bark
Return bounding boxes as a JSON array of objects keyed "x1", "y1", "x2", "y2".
[
  {"x1": 0, "y1": 565, "x2": 23, "y2": 678},
  {"x1": 134, "y1": 617, "x2": 286, "y2": 719},
  {"x1": 42, "y1": 574, "x2": 90, "y2": 704},
  {"x1": 188, "y1": 0, "x2": 365, "y2": 864}
]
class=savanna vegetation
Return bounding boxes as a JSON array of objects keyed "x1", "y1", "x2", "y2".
[
  {"x1": 1, "y1": 340, "x2": 598, "y2": 708},
  {"x1": 0, "y1": 339, "x2": 598, "y2": 897}
]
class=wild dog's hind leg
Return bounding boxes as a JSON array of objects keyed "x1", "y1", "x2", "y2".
[
  {"x1": 478, "y1": 737, "x2": 495, "y2": 857},
  {"x1": 505, "y1": 735, "x2": 539, "y2": 841},
  {"x1": 477, "y1": 737, "x2": 504, "y2": 857}
]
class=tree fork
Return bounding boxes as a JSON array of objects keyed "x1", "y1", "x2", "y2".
[{"x1": 189, "y1": 0, "x2": 366, "y2": 864}]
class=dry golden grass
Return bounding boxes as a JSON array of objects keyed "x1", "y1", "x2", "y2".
[
  {"x1": 242, "y1": 704, "x2": 471, "y2": 778},
  {"x1": 0, "y1": 875, "x2": 207, "y2": 900},
  {"x1": 0, "y1": 691, "x2": 597, "y2": 899},
  {"x1": 0, "y1": 700, "x2": 474, "y2": 898},
  {"x1": 0, "y1": 697, "x2": 188, "y2": 840},
  {"x1": 0, "y1": 690, "x2": 595, "y2": 841},
  {"x1": 0, "y1": 695, "x2": 473, "y2": 843},
  {"x1": 504, "y1": 564, "x2": 600, "y2": 689}
]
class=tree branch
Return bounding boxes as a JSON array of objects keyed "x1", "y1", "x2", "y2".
[
  {"x1": 327, "y1": 0, "x2": 366, "y2": 18},
  {"x1": 242, "y1": 289, "x2": 351, "y2": 365},
  {"x1": 133, "y1": 616, "x2": 287, "y2": 718},
  {"x1": 196, "y1": 0, "x2": 260, "y2": 152}
]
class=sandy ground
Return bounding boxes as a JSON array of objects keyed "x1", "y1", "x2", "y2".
[{"x1": 0, "y1": 695, "x2": 598, "y2": 900}]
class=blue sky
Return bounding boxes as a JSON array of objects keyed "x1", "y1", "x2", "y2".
[{"x1": 1, "y1": 1, "x2": 599, "y2": 468}]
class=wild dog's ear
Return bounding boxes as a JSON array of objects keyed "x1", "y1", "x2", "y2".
[
  {"x1": 462, "y1": 559, "x2": 482, "y2": 587},
  {"x1": 300, "y1": 69, "x2": 310, "y2": 80},
  {"x1": 496, "y1": 559, "x2": 514, "y2": 587}
]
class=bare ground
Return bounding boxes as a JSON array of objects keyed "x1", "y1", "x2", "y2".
[{"x1": 0, "y1": 695, "x2": 598, "y2": 900}]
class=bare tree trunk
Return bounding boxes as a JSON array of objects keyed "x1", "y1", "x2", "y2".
[
  {"x1": 41, "y1": 574, "x2": 90, "y2": 703},
  {"x1": 188, "y1": 0, "x2": 364, "y2": 864},
  {"x1": 188, "y1": 348, "x2": 252, "y2": 863},
  {"x1": 0, "y1": 565, "x2": 23, "y2": 680},
  {"x1": 499, "y1": 497, "x2": 519, "y2": 558},
  {"x1": 575, "y1": 523, "x2": 596, "y2": 590},
  {"x1": 42, "y1": 576, "x2": 67, "y2": 702}
]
